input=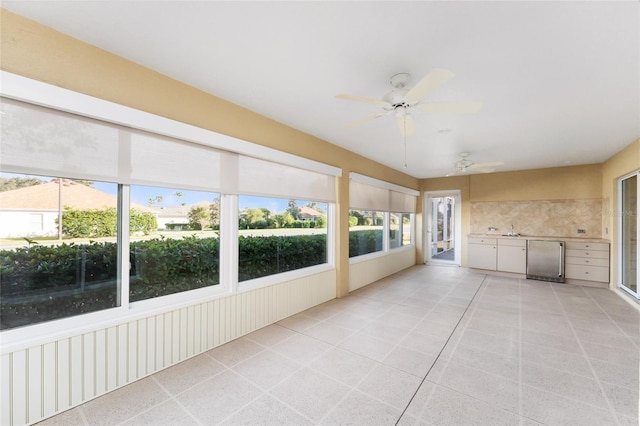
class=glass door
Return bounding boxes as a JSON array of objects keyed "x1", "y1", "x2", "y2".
[
  {"x1": 425, "y1": 191, "x2": 461, "y2": 265},
  {"x1": 619, "y1": 173, "x2": 638, "y2": 297}
]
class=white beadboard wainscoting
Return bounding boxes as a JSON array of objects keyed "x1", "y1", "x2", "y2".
[
  {"x1": 1, "y1": 270, "x2": 336, "y2": 425},
  {"x1": 349, "y1": 247, "x2": 416, "y2": 292}
]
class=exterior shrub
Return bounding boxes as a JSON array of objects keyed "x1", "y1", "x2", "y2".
[
  {"x1": 349, "y1": 229, "x2": 383, "y2": 257},
  {"x1": 60, "y1": 207, "x2": 157, "y2": 237},
  {"x1": 1, "y1": 233, "x2": 327, "y2": 328},
  {"x1": 238, "y1": 234, "x2": 326, "y2": 281}
]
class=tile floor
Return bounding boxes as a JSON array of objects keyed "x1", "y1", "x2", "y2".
[{"x1": 38, "y1": 266, "x2": 640, "y2": 425}]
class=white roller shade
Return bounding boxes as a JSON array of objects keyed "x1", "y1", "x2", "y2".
[
  {"x1": 390, "y1": 190, "x2": 416, "y2": 213},
  {"x1": 350, "y1": 180, "x2": 390, "y2": 211},
  {"x1": 238, "y1": 155, "x2": 336, "y2": 202},
  {"x1": 1, "y1": 97, "x2": 337, "y2": 202},
  {"x1": 0, "y1": 98, "x2": 120, "y2": 182},
  {"x1": 350, "y1": 173, "x2": 417, "y2": 213},
  {"x1": 127, "y1": 130, "x2": 223, "y2": 192}
]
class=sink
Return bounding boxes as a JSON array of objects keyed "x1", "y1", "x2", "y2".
[{"x1": 501, "y1": 233, "x2": 523, "y2": 237}]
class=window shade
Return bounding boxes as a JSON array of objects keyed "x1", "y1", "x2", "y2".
[
  {"x1": 1, "y1": 97, "x2": 337, "y2": 202},
  {"x1": 349, "y1": 181, "x2": 390, "y2": 211},
  {"x1": 390, "y1": 190, "x2": 416, "y2": 213},
  {"x1": 0, "y1": 98, "x2": 120, "y2": 182},
  {"x1": 350, "y1": 175, "x2": 417, "y2": 213},
  {"x1": 127, "y1": 130, "x2": 222, "y2": 192},
  {"x1": 238, "y1": 155, "x2": 336, "y2": 202}
]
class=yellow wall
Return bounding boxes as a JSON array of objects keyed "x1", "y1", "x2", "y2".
[
  {"x1": 469, "y1": 164, "x2": 602, "y2": 202},
  {"x1": 602, "y1": 138, "x2": 640, "y2": 289},
  {"x1": 0, "y1": 9, "x2": 419, "y2": 296}
]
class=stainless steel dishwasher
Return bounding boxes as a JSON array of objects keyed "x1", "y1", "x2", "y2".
[{"x1": 526, "y1": 240, "x2": 565, "y2": 283}]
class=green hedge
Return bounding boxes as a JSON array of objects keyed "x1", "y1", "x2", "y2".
[
  {"x1": 61, "y1": 207, "x2": 157, "y2": 237},
  {"x1": 238, "y1": 234, "x2": 326, "y2": 281},
  {"x1": 1, "y1": 233, "x2": 327, "y2": 329},
  {"x1": 349, "y1": 229, "x2": 383, "y2": 257}
]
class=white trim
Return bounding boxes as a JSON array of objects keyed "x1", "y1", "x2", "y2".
[
  {"x1": 0, "y1": 71, "x2": 342, "y2": 178},
  {"x1": 424, "y1": 190, "x2": 462, "y2": 266},
  {"x1": 237, "y1": 264, "x2": 334, "y2": 293},
  {"x1": 617, "y1": 170, "x2": 639, "y2": 299},
  {"x1": 349, "y1": 172, "x2": 419, "y2": 196}
]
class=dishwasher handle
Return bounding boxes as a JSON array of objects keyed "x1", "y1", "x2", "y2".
[{"x1": 558, "y1": 242, "x2": 564, "y2": 277}]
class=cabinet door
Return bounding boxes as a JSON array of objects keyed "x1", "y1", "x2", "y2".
[
  {"x1": 468, "y1": 243, "x2": 497, "y2": 270},
  {"x1": 497, "y1": 245, "x2": 526, "y2": 273}
]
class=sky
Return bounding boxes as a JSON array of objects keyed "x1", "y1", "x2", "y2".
[{"x1": 2, "y1": 173, "x2": 325, "y2": 214}]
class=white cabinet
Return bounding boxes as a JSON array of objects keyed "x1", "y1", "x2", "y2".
[
  {"x1": 565, "y1": 241, "x2": 610, "y2": 283},
  {"x1": 497, "y1": 239, "x2": 526, "y2": 274},
  {"x1": 468, "y1": 237, "x2": 497, "y2": 270}
]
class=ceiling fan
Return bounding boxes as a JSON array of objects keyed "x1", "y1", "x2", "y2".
[
  {"x1": 336, "y1": 69, "x2": 482, "y2": 136},
  {"x1": 446, "y1": 152, "x2": 504, "y2": 176}
]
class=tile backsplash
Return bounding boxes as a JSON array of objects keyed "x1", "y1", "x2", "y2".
[{"x1": 470, "y1": 199, "x2": 603, "y2": 238}]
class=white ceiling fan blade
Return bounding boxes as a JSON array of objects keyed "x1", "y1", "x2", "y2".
[
  {"x1": 467, "y1": 161, "x2": 504, "y2": 169},
  {"x1": 396, "y1": 114, "x2": 416, "y2": 136},
  {"x1": 404, "y1": 68, "x2": 454, "y2": 104},
  {"x1": 335, "y1": 94, "x2": 391, "y2": 108},
  {"x1": 473, "y1": 167, "x2": 496, "y2": 174},
  {"x1": 345, "y1": 111, "x2": 389, "y2": 128},
  {"x1": 415, "y1": 101, "x2": 483, "y2": 114}
]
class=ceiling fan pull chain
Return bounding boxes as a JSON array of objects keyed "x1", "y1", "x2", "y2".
[{"x1": 404, "y1": 116, "x2": 408, "y2": 168}]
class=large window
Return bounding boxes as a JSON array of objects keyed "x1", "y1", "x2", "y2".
[
  {"x1": 129, "y1": 186, "x2": 221, "y2": 302},
  {"x1": 349, "y1": 174, "x2": 417, "y2": 258},
  {"x1": 238, "y1": 196, "x2": 328, "y2": 281},
  {"x1": 349, "y1": 209, "x2": 384, "y2": 257},
  {"x1": 0, "y1": 173, "x2": 120, "y2": 329},
  {"x1": 0, "y1": 93, "x2": 338, "y2": 331},
  {"x1": 390, "y1": 212, "x2": 412, "y2": 249}
]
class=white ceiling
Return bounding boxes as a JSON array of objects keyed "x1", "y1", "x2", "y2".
[{"x1": 3, "y1": 1, "x2": 639, "y2": 178}]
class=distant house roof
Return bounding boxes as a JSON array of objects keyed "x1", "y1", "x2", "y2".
[
  {"x1": 299, "y1": 205, "x2": 323, "y2": 219},
  {"x1": 0, "y1": 179, "x2": 150, "y2": 211},
  {"x1": 150, "y1": 201, "x2": 212, "y2": 218}
]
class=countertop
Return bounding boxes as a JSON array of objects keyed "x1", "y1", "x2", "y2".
[{"x1": 467, "y1": 234, "x2": 610, "y2": 243}]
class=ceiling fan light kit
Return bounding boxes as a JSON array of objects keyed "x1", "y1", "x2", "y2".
[{"x1": 336, "y1": 68, "x2": 482, "y2": 137}]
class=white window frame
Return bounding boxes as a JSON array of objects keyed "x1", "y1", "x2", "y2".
[
  {"x1": 348, "y1": 173, "x2": 417, "y2": 263},
  {"x1": 617, "y1": 170, "x2": 639, "y2": 299},
  {"x1": 0, "y1": 71, "x2": 340, "y2": 350}
]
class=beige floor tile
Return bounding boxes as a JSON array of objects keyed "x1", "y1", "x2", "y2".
[
  {"x1": 81, "y1": 376, "x2": 170, "y2": 426},
  {"x1": 271, "y1": 332, "x2": 332, "y2": 364},
  {"x1": 521, "y1": 384, "x2": 617, "y2": 426},
  {"x1": 308, "y1": 347, "x2": 377, "y2": 387},
  {"x1": 338, "y1": 332, "x2": 397, "y2": 362},
  {"x1": 122, "y1": 398, "x2": 198, "y2": 425},
  {"x1": 521, "y1": 361, "x2": 609, "y2": 409},
  {"x1": 321, "y1": 389, "x2": 402, "y2": 426},
  {"x1": 269, "y1": 367, "x2": 351, "y2": 423},
  {"x1": 232, "y1": 349, "x2": 302, "y2": 390},
  {"x1": 153, "y1": 353, "x2": 226, "y2": 395},
  {"x1": 417, "y1": 384, "x2": 521, "y2": 426},
  {"x1": 244, "y1": 324, "x2": 297, "y2": 347},
  {"x1": 219, "y1": 394, "x2": 312, "y2": 425},
  {"x1": 207, "y1": 336, "x2": 265, "y2": 367},
  {"x1": 176, "y1": 370, "x2": 263, "y2": 424},
  {"x1": 434, "y1": 361, "x2": 520, "y2": 413},
  {"x1": 382, "y1": 345, "x2": 438, "y2": 378},
  {"x1": 357, "y1": 364, "x2": 422, "y2": 410},
  {"x1": 302, "y1": 320, "x2": 356, "y2": 345}
]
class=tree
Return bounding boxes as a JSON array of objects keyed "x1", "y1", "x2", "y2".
[
  {"x1": 209, "y1": 196, "x2": 221, "y2": 229},
  {"x1": 188, "y1": 206, "x2": 210, "y2": 230},
  {"x1": 0, "y1": 176, "x2": 44, "y2": 192},
  {"x1": 287, "y1": 200, "x2": 300, "y2": 220}
]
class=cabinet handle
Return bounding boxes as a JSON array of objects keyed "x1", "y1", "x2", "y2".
[
  {"x1": 586, "y1": 252, "x2": 589, "y2": 255},
  {"x1": 585, "y1": 260, "x2": 589, "y2": 263},
  {"x1": 585, "y1": 245, "x2": 590, "y2": 248}
]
